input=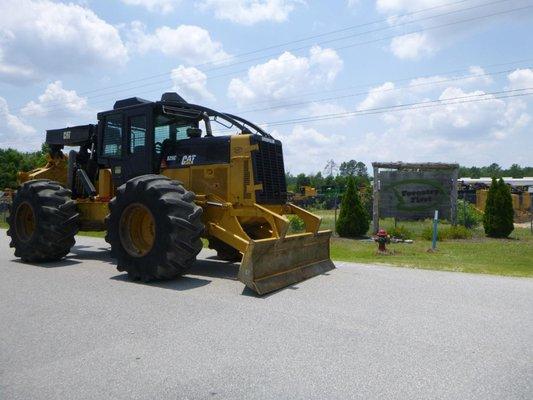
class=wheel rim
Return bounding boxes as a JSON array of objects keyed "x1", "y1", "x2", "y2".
[
  {"x1": 119, "y1": 203, "x2": 155, "y2": 257},
  {"x1": 15, "y1": 202, "x2": 36, "y2": 242}
]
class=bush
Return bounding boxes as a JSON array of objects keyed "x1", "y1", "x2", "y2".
[
  {"x1": 421, "y1": 226, "x2": 442, "y2": 241},
  {"x1": 336, "y1": 176, "x2": 370, "y2": 237},
  {"x1": 288, "y1": 215, "x2": 305, "y2": 233},
  {"x1": 445, "y1": 225, "x2": 472, "y2": 239},
  {"x1": 421, "y1": 225, "x2": 472, "y2": 241},
  {"x1": 389, "y1": 225, "x2": 413, "y2": 240},
  {"x1": 483, "y1": 177, "x2": 514, "y2": 238},
  {"x1": 457, "y1": 199, "x2": 483, "y2": 228}
]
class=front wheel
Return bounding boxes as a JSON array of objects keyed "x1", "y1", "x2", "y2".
[{"x1": 105, "y1": 175, "x2": 204, "y2": 281}]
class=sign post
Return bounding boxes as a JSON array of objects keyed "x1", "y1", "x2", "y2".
[{"x1": 431, "y1": 210, "x2": 439, "y2": 251}]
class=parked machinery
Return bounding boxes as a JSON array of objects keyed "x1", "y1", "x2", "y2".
[{"x1": 8, "y1": 93, "x2": 333, "y2": 295}]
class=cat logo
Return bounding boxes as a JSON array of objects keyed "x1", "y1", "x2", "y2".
[{"x1": 181, "y1": 155, "x2": 197, "y2": 165}]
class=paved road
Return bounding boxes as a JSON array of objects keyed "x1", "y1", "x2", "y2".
[{"x1": 1, "y1": 233, "x2": 532, "y2": 400}]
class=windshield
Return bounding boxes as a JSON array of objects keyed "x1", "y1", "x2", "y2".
[{"x1": 154, "y1": 113, "x2": 197, "y2": 153}]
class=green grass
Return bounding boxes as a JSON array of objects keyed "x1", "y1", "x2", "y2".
[
  {"x1": 0, "y1": 219, "x2": 106, "y2": 237},
  {"x1": 78, "y1": 230, "x2": 106, "y2": 238},
  {"x1": 309, "y1": 209, "x2": 533, "y2": 278},
  {"x1": 330, "y1": 234, "x2": 533, "y2": 278}
]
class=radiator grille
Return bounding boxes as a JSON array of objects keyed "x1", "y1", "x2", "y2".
[{"x1": 251, "y1": 137, "x2": 287, "y2": 204}]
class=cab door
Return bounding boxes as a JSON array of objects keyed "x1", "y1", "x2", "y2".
[{"x1": 121, "y1": 109, "x2": 153, "y2": 182}]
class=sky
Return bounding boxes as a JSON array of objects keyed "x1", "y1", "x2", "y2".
[{"x1": 0, "y1": 0, "x2": 532, "y2": 174}]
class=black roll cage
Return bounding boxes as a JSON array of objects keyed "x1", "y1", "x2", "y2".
[{"x1": 159, "y1": 101, "x2": 273, "y2": 139}]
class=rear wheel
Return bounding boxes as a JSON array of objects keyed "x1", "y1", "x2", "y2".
[
  {"x1": 7, "y1": 180, "x2": 79, "y2": 262},
  {"x1": 105, "y1": 175, "x2": 204, "y2": 281}
]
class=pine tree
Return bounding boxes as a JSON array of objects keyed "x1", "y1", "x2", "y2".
[
  {"x1": 483, "y1": 177, "x2": 514, "y2": 238},
  {"x1": 336, "y1": 176, "x2": 369, "y2": 237}
]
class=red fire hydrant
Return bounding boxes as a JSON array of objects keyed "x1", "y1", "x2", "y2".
[{"x1": 374, "y1": 229, "x2": 390, "y2": 253}]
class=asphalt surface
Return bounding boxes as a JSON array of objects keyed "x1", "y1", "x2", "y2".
[{"x1": 1, "y1": 233, "x2": 532, "y2": 400}]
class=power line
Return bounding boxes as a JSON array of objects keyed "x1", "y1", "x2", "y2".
[
  {"x1": 69, "y1": 0, "x2": 483, "y2": 96},
  {"x1": 264, "y1": 87, "x2": 533, "y2": 127},
  {"x1": 193, "y1": 1, "x2": 530, "y2": 74},
  {"x1": 206, "y1": 87, "x2": 532, "y2": 133},
  {"x1": 236, "y1": 67, "x2": 526, "y2": 115},
  {"x1": 241, "y1": 57, "x2": 533, "y2": 107},
  {"x1": 15, "y1": 0, "x2": 523, "y2": 113}
]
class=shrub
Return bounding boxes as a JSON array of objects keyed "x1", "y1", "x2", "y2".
[
  {"x1": 445, "y1": 225, "x2": 472, "y2": 239},
  {"x1": 483, "y1": 177, "x2": 514, "y2": 238},
  {"x1": 336, "y1": 176, "x2": 370, "y2": 237},
  {"x1": 288, "y1": 215, "x2": 305, "y2": 233},
  {"x1": 421, "y1": 226, "x2": 443, "y2": 241},
  {"x1": 456, "y1": 199, "x2": 483, "y2": 228},
  {"x1": 389, "y1": 225, "x2": 413, "y2": 240},
  {"x1": 421, "y1": 225, "x2": 472, "y2": 241}
]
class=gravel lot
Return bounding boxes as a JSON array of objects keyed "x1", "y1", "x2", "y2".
[{"x1": 1, "y1": 234, "x2": 532, "y2": 400}]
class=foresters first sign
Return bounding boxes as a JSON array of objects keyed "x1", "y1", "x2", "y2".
[{"x1": 377, "y1": 168, "x2": 457, "y2": 220}]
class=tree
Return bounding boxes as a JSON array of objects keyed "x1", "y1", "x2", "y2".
[
  {"x1": 295, "y1": 173, "x2": 310, "y2": 190},
  {"x1": 507, "y1": 163, "x2": 524, "y2": 178},
  {"x1": 310, "y1": 172, "x2": 324, "y2": 189},
  {"x1": 339, "y1": 160, "x2": 368, "y2": 178},
  {"x1": 323, "y1": 159, "x2": 338, "y2": 177},
  {"x1": 0, "y1": 147, "x2": 47, "y2": 189},
  {"x1": 484, "y1": 163, "x2": 502, "y2": 178},
  {"x1": 336, "y1": 176, "x2": 369, "y2": 237},
  {"x1": 483, "y1": 178, "x2": 514, "y2": 238}
]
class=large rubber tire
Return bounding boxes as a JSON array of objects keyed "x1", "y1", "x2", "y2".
[
  {"x1": 105, "y1": 175, "x2": 204, "y2": 281},
  {"x1": 208, "y1": 237, "x2": 242, "y2": 262},
  {"x1": 7, "y1": 179, "x2": 79, "y2": 262}
]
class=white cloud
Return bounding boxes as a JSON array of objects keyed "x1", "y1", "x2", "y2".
[
  {"x1": 198, "y1": 0, "x2": 303, "y2": 25},
  {"x1": 21, "y1": 81, "x2": 88, "y2": 117},
  {"x1": 377, "y1": 0, "x2": 530, "y2": 60},
  {"x1": 273, "y1": 125, "x2": 345, "y2": 172},
  {"x1": 0, "y1": 96, "x2": 38, "y2": 150},
  {"x1": 270, "y1": 81, "x2": 532, "y2": 173},
  {"x1": 0, "y1": 0, "x2": 128, "y2": 83},
  {"x1": 127, "y1": 22, "x2": 230, "y2": 65},
  {"x1": 507, "y1": 68, "x2": 533, "y2": 90},
  {"x1": 382, "y1": 86, "x2": 529, "y2": 140},
  {"x1": 228, "y1": 46, "x2": 343, "y2": 106},
  {"x1": 390, "y1": 32, "x2": 434, "y2": 60},
  {"x1": 356, "y1": 66, "x2": 496, "y2": 113},
  {"x1": 121, "y1": 0, "x2": 180, "y2": 14},
  {"x1": 408, "y1": 66, "x2": 493, "y2": 93},
  {"x1": 170, "y1": 66, "x2": 215, "y2": 103},
  {"x1": 357, "y1": 81, "x2": 400, "y2": 111}
]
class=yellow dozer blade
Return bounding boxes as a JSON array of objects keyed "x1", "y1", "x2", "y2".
[
  {"x1": 238, "y1": 231, "x2": 334, "y2": 295},
  {"x1": 206, "y1": 202, "x2": 334, "y2": 295}
]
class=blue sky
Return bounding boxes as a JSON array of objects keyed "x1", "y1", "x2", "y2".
[{"x1": 0, "y1": 0, "x2": 532, "y2": 174}]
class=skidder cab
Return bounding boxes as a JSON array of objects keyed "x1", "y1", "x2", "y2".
[{"x1": 8, "y1": 92, "x2": 334, "y2": 295}]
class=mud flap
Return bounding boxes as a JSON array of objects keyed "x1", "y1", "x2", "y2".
[{"x1": 238, "y1": 231, "x2": 334, "y2": 295}]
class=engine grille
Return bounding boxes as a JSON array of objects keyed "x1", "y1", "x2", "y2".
[{"x1": 251, "y1": 136, "x2": 288, "y2": 204}]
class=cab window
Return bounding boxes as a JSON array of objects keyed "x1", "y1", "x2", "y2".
[
  {"x1": 129, "y1": 115, "x2": 147, "y2": 154},
  {"x1": 154, "y1": 114, "x2": 197, "y2": 153},
  {"x1": 103, "y1": 114, "x2": 122, "y2": 157}
]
